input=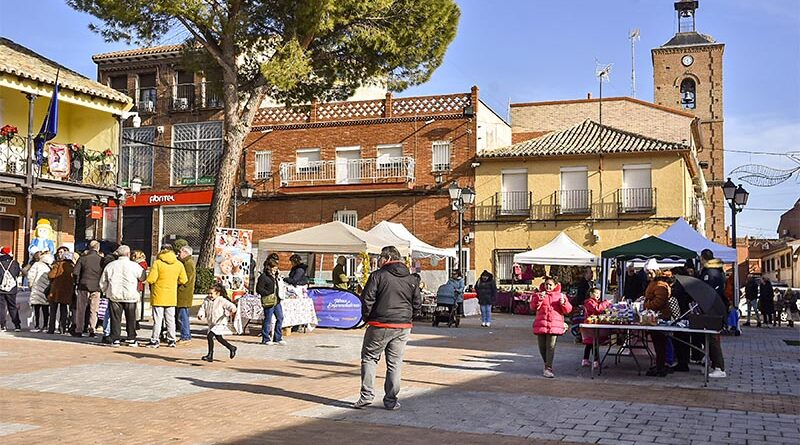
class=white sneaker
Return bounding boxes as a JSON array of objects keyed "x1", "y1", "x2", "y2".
[
  {"x1": 708, "y1": 368, "x2": 727, "y2": 378},
  {"x1": 543, "y1": 368, "x2": 554, "y2": 378},
  {"x1": 486, "y1": 323, "x2": 491, "y2": 328},
  {"x1": 263, "y1": 341, "x2": 275, "y2": 346},
  {"x1": 30, "y1": 328, "x2": 40, "y2": 333},
  {"x1": 277, "y1": 340, "x2": 287, "y2": 345},
  {"x1": 480, "y1": 322, "x2": 486, "y2": 327}
]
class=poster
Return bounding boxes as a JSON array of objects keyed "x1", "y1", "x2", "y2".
[{"x1": 214, "y1": 227, "x2": 253, "y2": 292}]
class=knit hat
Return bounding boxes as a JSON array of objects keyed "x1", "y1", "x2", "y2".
[{"x1": 0, "y1": 246, "x2": 11, "y2": 255}]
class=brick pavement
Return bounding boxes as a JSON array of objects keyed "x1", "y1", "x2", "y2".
[{"x1": 0, "y1": 313, "x2": 797, "y2": 444}]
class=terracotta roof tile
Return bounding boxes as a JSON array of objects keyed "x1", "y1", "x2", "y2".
[
  {"x1": 481, "y1": 119, "x2": 688, "y2": 158},
  {"x1": 0, "y1": 37, "x2": 131, "y2": 104},
  {"x1": 92, "y1": 44, "x2": 184, "y2": 61}
]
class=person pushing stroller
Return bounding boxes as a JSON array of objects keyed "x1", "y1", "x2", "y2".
[{"x1": 433, "y1": 271, "x2": 465, "y2": 327}]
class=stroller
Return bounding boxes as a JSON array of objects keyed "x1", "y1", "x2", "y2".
[{"x1": 432, "y1": 291, "x2": 461, "y2": 328}]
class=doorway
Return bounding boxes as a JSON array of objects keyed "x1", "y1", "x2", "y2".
[
  {"x1": 122, "y1": 207, "x2": 153, "y2": 262},
  {"x1": 335, "y1": 146, "x2": 361, "y2": 185}
]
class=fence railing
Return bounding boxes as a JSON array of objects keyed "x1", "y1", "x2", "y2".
[
  {"x1": 618, "y1": 187, "x2": 656, "y2": 213},
  {"x1": 557, "y1": 189, "x2": 591, "y2": 214},
  {"x1": 498, "y1": 191, "x2": 531, "y2": 215},
  {"x1": 279, "y1": 157, "x2": 415, "y2": 186},
  {"x1": 170, "y1": 84, "x2": 196, "y2": 112}
]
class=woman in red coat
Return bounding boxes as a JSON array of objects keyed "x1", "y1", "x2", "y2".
[{"x1": 530, "y1": 277, "x2": 572, "y2": 378}]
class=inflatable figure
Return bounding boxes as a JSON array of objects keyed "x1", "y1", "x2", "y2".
[{"x1": 28, "y1": 218, "x2": 56, "y2": 257}]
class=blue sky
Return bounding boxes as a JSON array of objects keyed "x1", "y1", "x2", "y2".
[{"x1": 2, "y1": 0, "x2": 799, "y2": 238}]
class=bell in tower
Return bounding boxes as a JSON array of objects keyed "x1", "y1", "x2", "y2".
[{"x1": 676, "y1": 0, "x2": 699, "y2": 33}]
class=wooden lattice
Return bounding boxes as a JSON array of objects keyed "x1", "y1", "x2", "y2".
[
  {"x1": 392, "y1": 94, "x2": 471, "y2": 116},
  {"x1": 254, "y1": 106, "x2": 310, "y2": 124},
  {"x1": 317, "y1": 100, "x2": 384, "y2": 121}
]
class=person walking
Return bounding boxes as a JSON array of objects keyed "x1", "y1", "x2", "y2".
[
  {"x1": 197, "y1": 283, "x2": 238, "y2": 362},
  {"x1": 743, "y1": 275, "x2": 760, "y2": 327},
  {"x1": 27, "y1": 252, "x2": 54, "y2": 332},
  {"x1": 353, "y1": 246, "x2": 421, "y2": 411},
  {"x1": 176, "y1": 246, "x2": 196, "y2": 345},
  {"x1": 71, "y1": 240, "x2": 103, "y2": 337},
  {"x1": 47, "y1": 251, "x2": 75, "y2": 335},
  {"x1": 146, "y1": 246, "x2": 188, "y2": 348},
  {"x1": 531, "y1": 276, "x2": 572, "y2": 378},
  {"x1": 0, "y1": 246, "x2": 22, "y2": 332},
  {"x1": 99, "y1": 245, "x2": 146, "y2": 346},
  {"x1": 759, "y1": 277, "x2": 775, "y2": 328},
  {"x1": 332, "y1": 256, "x2": 348, "y2": 289},
  {"x1": 257, "y1": 253, "x2": 285, "y2": 345},
  {"x1": 475, "y1": 270, "x2": 497, "y2": 327}
]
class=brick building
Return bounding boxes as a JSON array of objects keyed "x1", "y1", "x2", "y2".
[{"x1": 778, "y1": 198, "x2": 800, "y2": 239}]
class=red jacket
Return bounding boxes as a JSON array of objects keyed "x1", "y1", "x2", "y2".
[
  {"x1": 583, "y1": 298, "x2": 611, "y2": 317},
  {"x1": 530, "y1": 283, "x2": 573, "y2": 335}
]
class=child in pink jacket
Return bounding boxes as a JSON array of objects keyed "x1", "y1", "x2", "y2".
[
  {"x1": 530, "y1": 277, "x2": 572, "y2": 378},
  {"x1": 581, "y1": 287, "x2": 610, "y2": 369}
]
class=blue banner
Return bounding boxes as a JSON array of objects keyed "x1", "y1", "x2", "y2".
[{"x1": 309, "y1": 287, "x2": 363, "y2": 329}]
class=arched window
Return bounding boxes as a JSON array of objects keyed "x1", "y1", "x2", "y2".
[{"x1": 680, "y1": 78, "x2": 696, "y2": 110}]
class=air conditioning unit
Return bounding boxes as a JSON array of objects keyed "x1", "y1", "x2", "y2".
[
  {"x1": 138, "y1": 100, "x2": 155, "y2": 113},
  {"x1": 173, "y1": 97, "x2": 189, "y2": 110}
]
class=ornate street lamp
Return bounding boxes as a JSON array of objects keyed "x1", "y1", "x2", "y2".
[{"x1": 449, "y1": 183, "x2": 475, "y2": 280}]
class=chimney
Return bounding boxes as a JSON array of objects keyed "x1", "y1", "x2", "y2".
[{"x1": 587, "y1": 93, "x2": 592, "y2": 99}]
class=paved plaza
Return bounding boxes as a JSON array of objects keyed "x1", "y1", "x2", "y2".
[{"x1": 0, "y1": 313, "x2": 798, "y2": 444}]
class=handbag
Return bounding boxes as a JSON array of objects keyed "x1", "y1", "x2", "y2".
[{"x1": 261, "y1": 292, "x2": 277, "y2": 308}]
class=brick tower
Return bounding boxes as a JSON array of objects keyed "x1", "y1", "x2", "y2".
[{"x1": 652, "y1": 0, "x2": 725, "y2": 242}]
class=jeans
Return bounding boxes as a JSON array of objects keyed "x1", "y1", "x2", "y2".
[
  {"x1": 536, "y1": 334, "x2": 558, "y2": 368},
  {"x1": 177, "y1": 307, "x2": 192, "y2": 340},
  {"x1": 47, "y1": 302, "x2": 68, "y2": 334},
  {"x1": 110, "y1": 301, "x2": 138, "y2": 342},
  {"x1": 74, "y1": 290, "x2": 100, "y2": 334},
  {"x1": 151, "y1": 306, "x2": 176, "y2": 343},
  {"x1": 665, "y1": 337, "x2": 675, "y2": 365},
  {"x1": 480, "y1": 304, "x2": 492, "y2": 324},
  {"x1": 262, "y1": 303, "x2": 284, "y2": 343},
  {"x1": 102, "y1": 298, "x2": 111, "y2": 336},
  {"x1": 0, "y1": 292, "x2": 21, "y2": 329},
  {"x1": 746, "y1": 299, "x2": 760, "y2": 324},
  {"x1": 359, "y1": 325, "x2": 411, "y2": 407}
]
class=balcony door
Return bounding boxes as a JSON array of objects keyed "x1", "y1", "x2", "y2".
[
  {"x1": 560, "y1": 166, "x2": 589, "y2": 213},
  {"x1": 622, "y1": 164, "x2": 652, "y2": 211},
  {"x1": 335, "y1": 146, "x2": 361, "y2": 185},
  {"x1": 500, "y1": 169, "x2": 527, "y2": 215}
]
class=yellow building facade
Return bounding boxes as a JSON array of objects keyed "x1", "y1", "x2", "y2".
[{"x1": 473, "y1": 119, "x2": 706, "y2": 282}]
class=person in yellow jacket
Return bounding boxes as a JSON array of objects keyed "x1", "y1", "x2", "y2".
[{"x1": 146, "y1": 246, "x2": 188, "y2": 348}]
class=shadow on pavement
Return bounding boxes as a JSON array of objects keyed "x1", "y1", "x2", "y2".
[{"x1": 177, "y1": 377, "x2": 352, "y2": 408}]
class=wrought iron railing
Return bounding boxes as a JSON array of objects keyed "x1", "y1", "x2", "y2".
[
  {"x1": 618, "y1": 187, "x2": 656, "y2": 213},
  {"x1": 279, "y1": 157, "x2": 415, "y2": 186},
  {"x1": 557, "y1": 189, "x2": 591, "y2": 215},
  {"x1": 200, "y1": 81, "x2": 223, "y2": 109},
  {"x1": 498, "y1": 191, "x2": 531, "y2": 216},
  {"x1": 137, "y1": 87, "x2": 157, "y2": 114},
  {"x1": 170, "y1": 84, "x2": 196, "y2": 112}
]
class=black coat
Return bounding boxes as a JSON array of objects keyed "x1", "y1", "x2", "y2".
[
  {"x1": 622, "y1": 272, "x2": 643, "y2": 301},
  {"x1": 474, "y1": 276, "x2": 497, "y2": 305},
  {"x1": 744, "y1": 278, "x2": 759, "y2": 301},
  {"x1": 256, "y1": 269, "x2": 281, "y2": 301},
  {"x1": 284, "y1": 263, "x2": 308, "y2": 286},
  {"x1": 0, "y1": 254, "x2": 21, "y2": 294},
  {"x1": 73, "y1": 250, "x2": 103, "y2": 292},
  {"x1": 361, "y1": 262, "x2": 421, "y2": 324},
  {"x1": 759, "y1": 281, "x2": 775, "y2": 313}
]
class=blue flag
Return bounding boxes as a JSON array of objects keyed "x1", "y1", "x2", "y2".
[{"x1": 34, "y1": 70, "x2": 59, "y2": 166}]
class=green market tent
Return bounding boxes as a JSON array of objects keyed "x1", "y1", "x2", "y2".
[{"x1": 601, "y1": 236, "x2": 698, "y2": 261}]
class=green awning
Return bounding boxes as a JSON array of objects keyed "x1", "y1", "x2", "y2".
[{"x1": 601, "y1": 236, "x2": 698, "y2": 261}]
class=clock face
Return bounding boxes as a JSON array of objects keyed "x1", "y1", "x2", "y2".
[{"x1": 682, "y1": 55, "x2": 694, "y2": 67}]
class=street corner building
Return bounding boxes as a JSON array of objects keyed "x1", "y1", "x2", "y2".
[{"x1": 0, "y1": 37, "x2": 132, "y2": 259}]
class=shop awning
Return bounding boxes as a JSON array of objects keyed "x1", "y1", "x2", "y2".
[
  {"x1": 658, "y1": 218, "x2": 737, "y2": 263},
  {"x1": 513, "y1": 232, "x2": 598, "y2": 266},
  {"x1": 258, "y1": 221, "x2": 410, "y2": 256},
  {"x1": 367, "y1": 221, "x2": 456, "y2": 259},
  {"x1": 602, "y1": 236, "x2": 697, "y2": 261}
]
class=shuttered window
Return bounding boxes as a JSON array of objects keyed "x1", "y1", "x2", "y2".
[
  {"x1": 254, "y1": 151, "x2": 272, "y2": 179},
  {"x1": 432, "y1": 141, "x2": 451, "y2": 172}
]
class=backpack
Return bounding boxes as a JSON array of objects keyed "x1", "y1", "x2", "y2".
[{"x1": 0, "y1": 260, "x2": 16, "y2": 292}]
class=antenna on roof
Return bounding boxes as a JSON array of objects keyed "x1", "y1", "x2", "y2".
[
  {"x1": 629, "y1": 28, "x2": 640, "y2": 98},
  {"x1": 594, "y1": 61, "x2": 613, "y2": 128}
]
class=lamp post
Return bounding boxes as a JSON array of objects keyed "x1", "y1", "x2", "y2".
[
  {"x1": 722, "y1": 178, "x2": 749, "y2": 309},
  {"x1": 448, "y1": 182, "x2": 475, "y2": 279},
  {"x1": 232, "y1": 181, "x2": 254, "y2": 227}
]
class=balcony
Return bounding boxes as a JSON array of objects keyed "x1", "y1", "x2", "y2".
[
  {"x1": 165, "y1": 82, "x2": 223, "y2": 112},
  {"x1": 498, "y1": 191, "x2": 531, "y2": 216},
  {"x1": 279, "y1": 157, "x2": 415, "y2": 187},
  {"x1": 170, "y1": 84, "x2": 195, "y2": 112},
  {"x1": 557, "y1": 189, "x2": 591, "y2": 215},
  {"x1": 137, "y1": 87, "x2": 157, "y2": 114},
  {"x1": 618, "y1": 187, "x2": 656, "y2": 213}
]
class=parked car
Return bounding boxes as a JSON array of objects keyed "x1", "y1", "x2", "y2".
[{"x1": 737, "y1": 283, "x2": 799, "y2": 323}]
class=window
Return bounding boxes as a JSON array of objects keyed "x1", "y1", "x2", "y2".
[
  {"x1": 446, "y1": 248, "x2": 470, "y2": 278},
  {"x1": 172, "y1": 122, "x2": 224, "y2": 186},
  {"x1": 334, "y1": 210, "x2": 358, "y2": 228},
  {"x1": 432, "y1": 141, "x2": 451, "y2": 172},
  {"x1": 377, "y1": 144, "x2": 403, "y2": 168},
  {"x1": 335, "y1": 146, "x2": 361, "y2": 185},
  {"x1": 560, "y1": 166, "x2": 590, "y2": 214},
  {"x1": 172, "y1": 70, "x2": 195, "y2": 111},
  {"x1": 621, "y1": 164, "x2": 653, "y2": 212},
  {"x1": 120, "y1": 127, "x2": 155, "y2": 187},
  {"x1": 109, "y1": 75, "x2": 127, "y2": 94},
  {"x1": 494, "y1": 250, "x2": 525, "y2": 283},
  {"x1": 296, "y1": 148, "x2": 321, "y2": 173},
  {"x1": 102, "y1": 207, "x2": 117, "y2": 241},
  {"x1": 680, "y1": 78, "x2": 696, "y2": 110},
  {"x1": 780, "y1": 254, "x2": 786, "y2": 269},
  {"x1": 161, "y1": 205, "x2": 209, "y2": 254},
  {"x1": 500, "y1": 169, "x2": 528, "y2": 215},
  {"x1": 137, "y1": 73, "x2": 157, "y2": 113},
  {"x1": 254, "y1": 151, "x2": 272, "y2": 179}
]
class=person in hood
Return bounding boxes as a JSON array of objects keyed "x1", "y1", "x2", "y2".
[
  {"x1": 475, "y1": 270, "x2": 497, "y2": 327},
  {"x1": 72, "y1": 240, "x2": 103, "y2": 337},
  {"x1": 28, "y1": 252, "x2": 55, "y2": 332},
  {"x1": 436, "y1": 270, "x2": 465, "y2": 312},
  {"x1": 0, "y1": 246, "x2": 22, "y2": 332},
  {"x1": 530, "y1": 277, "x2": 572, "y2": 378},
  {"x1": 284, "y1": 254, "x2": 308, "y2": 286},
  {"x1": 145, "y1": 246, "x2": 188, "y2": 348},
  {"x1": 353, "y1": 246, "x2": 421, "y2": 411}
]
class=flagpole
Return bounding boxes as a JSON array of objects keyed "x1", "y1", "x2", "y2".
[{"x1": 24, "y1": 93, "x2": 37, "y2": 265}]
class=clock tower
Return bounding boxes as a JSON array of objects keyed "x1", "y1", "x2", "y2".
[{"x1": 652, "y1": 0, "x2": 726, "y2": 242}]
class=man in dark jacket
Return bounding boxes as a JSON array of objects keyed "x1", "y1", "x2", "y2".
[
  {"x1": 72, "y1": 240, "x2": 103, "y2": 337},
  {"x1": 353, "y1": 246, "x2": 421, "y2": 411},
  {"x1": 759, "y1": 277, "x2": 775, "y2": 327},
  {"x1": 0, "y1": 246, "x2": 22, "y2": 332},
  {"x1": 744, "y1": 275, "x2": 760, "y2": 327},
  {"x1": 622, "y1": 265, "x2": 643, "y2": 302},
  {"x1": 698, "y1": 250, "x2": 727, "y2": 378}
]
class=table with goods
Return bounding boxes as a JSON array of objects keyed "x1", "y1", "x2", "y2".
[{"x1": 233, "y1": 294, "x2": 318, "y2": 335}]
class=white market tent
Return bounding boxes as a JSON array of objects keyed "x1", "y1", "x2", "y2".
[
  {"x1": 258, "y1": 221, "x2": 410, "y2": 256},
  {"x1": 513, "y1": 232, "x2": 598, "y2": 266},
  {"x1": 367, "y1": 221, "x2": 457, "y2": 259},
  {"x1": 658, "y1": 218, "x2": 737, "y2": 263}
]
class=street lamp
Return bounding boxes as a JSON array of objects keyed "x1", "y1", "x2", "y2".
[
  {"x1": 449, "y1": 182, "x2": 475, "y2": 279},
  {"x1": 232, "y1": 181, "x2": 254, "y2": 227},
  {"x1": 130, "y1": 176, "x2": 143, "y2": 195},
  {"x1": 722, "y1": 178, "x2": 749, "y2": 308}
]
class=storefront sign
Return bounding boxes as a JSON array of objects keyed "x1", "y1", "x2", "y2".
[
  {"x1": 117, "y1": 190, "x2": 214, "y2": 207},
  {"x1": 0, "y1": 196, "x2": 16, "y2": 206},
  {"x1": 90, "y1": 206, "x2": 103, "y2": 219},
  {"x1": 214, "y1": 227, "x2": 253, "y2": 292},
  {"x1": 308, "y1": 288, "x2": 363, "y2": 329}
]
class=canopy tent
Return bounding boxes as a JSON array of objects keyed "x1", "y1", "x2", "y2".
[
  {"x1": 258, "y1": 221, "x2": 410, "y2": 256},
  {"x1": 367, "y1": 221, "x2": 456, "y2": 259},
  {"x1": 658, "y1": 218, "x2": 737, "y2": 263},
  {"x1": 513, "y1": 232, "x2": 598, "y2": 266},
  {"x1": 601, "y1": 236, "x2": 698, "y2": 261}
]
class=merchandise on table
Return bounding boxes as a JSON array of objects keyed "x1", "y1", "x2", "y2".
[{"x1": 584, "y1": 301, "x2": 635, "y2": 325}]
